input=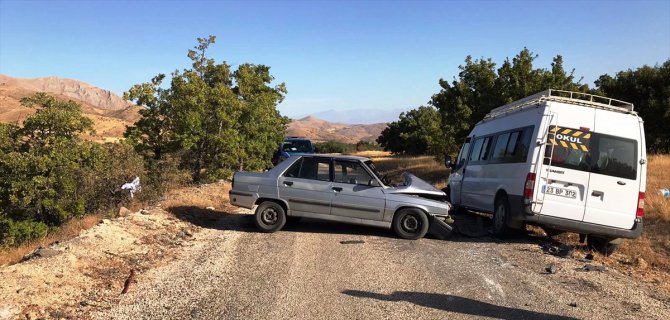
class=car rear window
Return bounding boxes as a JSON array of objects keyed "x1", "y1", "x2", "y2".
[
  {"x1": 544, "y1": 126, "x2": 637, "y2": 180},
  {"x1": 283, "y1": 140, "x2": 313, "y2": 152}
]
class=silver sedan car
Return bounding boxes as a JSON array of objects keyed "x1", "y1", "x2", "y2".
[{"x1": 229, "y1": 155, "x2": 453, "y2": 239}]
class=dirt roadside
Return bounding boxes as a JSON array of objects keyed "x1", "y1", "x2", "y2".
[{"x1": 0, "y1": 182, "x2": 669, "y2": 319}]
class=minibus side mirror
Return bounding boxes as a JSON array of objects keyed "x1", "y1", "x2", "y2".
[{"x1": 444, "y1": 155, "x2": 454, "y2": 169}]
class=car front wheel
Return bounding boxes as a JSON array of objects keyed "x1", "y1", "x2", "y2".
[
  {"x1": 393, "y1": 208, "x2": 429, "y2": 240},
  {"x1": 254, "y1": 201, "x2": 287, "y2": 233}
]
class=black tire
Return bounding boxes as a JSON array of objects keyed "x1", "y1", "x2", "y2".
[
  {"x1": 587, "y1": 236, "x2": 619, "y2": 256},
  {"x1": 392, "y1": 208, "x2": 429, "y2": 240},
  {"x1": 254, "y1": 201, "x2": 286, "y2": 233},
  {"x1": 492, "y1": 196, "x2": 513, "y2": 237}
]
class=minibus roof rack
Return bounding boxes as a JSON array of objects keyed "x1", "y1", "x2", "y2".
[{"x1": 485, "y1": 89, "x2": 635, "y2": 120}]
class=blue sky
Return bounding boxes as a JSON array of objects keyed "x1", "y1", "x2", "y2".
[{"x1": 1, "y1": 0, "x2": 669, "y2": 120}]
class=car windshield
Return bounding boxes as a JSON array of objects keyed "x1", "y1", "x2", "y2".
[
  {"x1": 283, "y1": 140, "x2": 312, "y2": 152},
  {"x1": 364, "y1": 160, "x2": 386, "y2": 184}
]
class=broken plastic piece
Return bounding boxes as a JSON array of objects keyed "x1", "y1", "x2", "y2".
[
  {"x1": 428, "y1": 217, "x2": 454, "y2": 240},
  {"x1": 121, "y1": 176, "x2": 141, "y2": 198}
]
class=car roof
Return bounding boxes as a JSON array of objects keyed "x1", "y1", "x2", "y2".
[
  {"x1": 284, "y1": 137, "x2": 311, "y2": 141},
  {"x1": 300, "y1": 154, "x2": 371, "y2": 162}
]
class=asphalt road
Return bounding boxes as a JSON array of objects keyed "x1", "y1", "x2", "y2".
[{"x1": 94, "y1": 208, "x2": 670, "y2": 320}]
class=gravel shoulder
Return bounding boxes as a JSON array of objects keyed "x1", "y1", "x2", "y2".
[{"x1": 1, "y1": 183, "x2": 669, "y2": 319}]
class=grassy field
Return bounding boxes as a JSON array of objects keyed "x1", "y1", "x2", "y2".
[{"x1": 363, "y1": 152, "x2": 670, "y2": 275}]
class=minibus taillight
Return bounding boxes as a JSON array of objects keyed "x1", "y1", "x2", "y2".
[
  {"x1": 524, "y1": 173, "x2": 536, "y2": 202},
  {"x1": 636, "y1": 192, "x2": 645, "y2": 218}
]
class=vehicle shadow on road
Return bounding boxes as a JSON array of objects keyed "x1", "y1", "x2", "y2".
[
  {"x1": 168, "y1": 206, "x2": 394, "y2": 238},
  {"x1": 342, "y1": 290, "x2": 577, "y2": 320},
  {"x1": 168, "y1": 206, "x2": 257, "y2": 232}
]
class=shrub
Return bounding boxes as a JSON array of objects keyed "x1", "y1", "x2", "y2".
[{"x1": 0, "y1": 218, "x2": 48, "y2": 247}]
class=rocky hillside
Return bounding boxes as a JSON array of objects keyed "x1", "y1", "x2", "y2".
[
  {"x1": 286, "y1": 116, "x2": 387, "y2": 143},
  {"x1": 0, "y1": 75, "x2": 140, "y2": 142},
  {"x1": 0, "y1": 75, "x2": 387, "y2": 144}
]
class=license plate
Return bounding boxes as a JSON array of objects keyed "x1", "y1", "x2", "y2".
[{"x1": 543, "y1": 185, "x2": 577, "y2": 199}]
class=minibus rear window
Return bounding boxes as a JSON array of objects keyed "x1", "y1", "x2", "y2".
[{"x1": 543, "y1": 126, "x2": 637, "y2": 180}]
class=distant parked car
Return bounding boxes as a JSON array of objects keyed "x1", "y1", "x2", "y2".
[
  {"x1": 271, "y1": 137, "x2": 316, "y2": 166},
  {"x1": 230, "y1": 154, "x2": 453, "y2": 239}
]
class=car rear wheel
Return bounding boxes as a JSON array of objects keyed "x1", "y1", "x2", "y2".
[
  {"x1": 254, "y1": 201, "x2": 286, "y2": 233},
  {"x1": 393, "y1": 208, "x2": 429, "y2": 240},
  {"x1": 587, "y1": 236, "x2": 619, "y2": 256}
]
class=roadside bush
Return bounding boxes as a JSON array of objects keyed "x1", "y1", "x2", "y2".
[
  {"x1": 0, "y1": 93, "x2": 168, "y2": 248},
  {"x1": 0, "y1": 218, "x2": 48, "y2": 247},
  {"x1": 355, "y1": 140, "x2": 381, "y2": 152},
  {"x1": 314, "y1": 141, "x2": 356, "y2": 154}
]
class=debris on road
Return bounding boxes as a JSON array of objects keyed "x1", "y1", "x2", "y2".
[
  {"x1": 545, "y1": 264, "x2": 558, "y2": 274},
  {"x1": 541, "y1": 243, "x2": 573, "y2": 258},
  {"x1": 580, "y1": 264, "x2": 606, "y2": 272},
  {"x1": 122, "y1": 269, "x2": 136, "y2": 294},
  {"x1": 428, "y1": 216, "x2": 454, "y2": 240},
  {"x1": 569, "y1": 302, "x2": 578, "y2": 308},
  {"x1": 340, "y1": 240, "x2": 365, "y2": 245}
]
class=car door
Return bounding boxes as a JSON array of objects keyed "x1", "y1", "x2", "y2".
[
  {"x1": 583, "y1": 110, "x2": 641, "y2": 229},
  {"x1": 278, "y1": 156, "x2": 333, "y2": 216},
  {"x1": 448, "y1": 138, "x2": 471, "y2": 205},
  {"x1": 461, "y1": 136, "x2": 492, "y2": 210},
  {"x1": 330, "y1": 160, "x2": 385, "y2": 221}
]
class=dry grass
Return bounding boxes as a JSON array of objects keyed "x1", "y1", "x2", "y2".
[
  {"x1": 0, "y1": 214, "x2": 103, "y2": 266},
  {"x1": 619, "y1": 154, "x2": 670, "y2": 272}
]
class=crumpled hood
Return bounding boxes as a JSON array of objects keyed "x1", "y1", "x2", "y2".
[{"x1": 386, "y1": 172, "x2": 446, "y2": 198}]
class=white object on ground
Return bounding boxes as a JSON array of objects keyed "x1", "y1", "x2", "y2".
[{"x1": 121, "y1": 176, "x2": 141, "y2": 198}]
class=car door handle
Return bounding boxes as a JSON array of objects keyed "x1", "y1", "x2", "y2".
[
  {"x1": 617, "y1": 181, "x2": 626, "y2": 186},
  {"x1": 283, "y1": 181, "x2": 293, "y2": 186},
  {"x1": 591, "y1": 190, "x2": 604, "y2": 197},
  {"x1": 332, "y1": 186, "x2": 343, "y2": 192}
]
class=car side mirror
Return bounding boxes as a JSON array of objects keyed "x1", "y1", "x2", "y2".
[
  {"x1": 444, "y1": 155, "x2": 454, "y2": 169},
  {"x1": 368, "y1": 179, "x2": 380, "y2": 187}
]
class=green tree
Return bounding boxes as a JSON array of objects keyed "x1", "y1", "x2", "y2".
[
  {"x1": 377, "y1": 106, "x2": 446, "y2": 156},
  {"x1": 0, "y1": 93, "x2": 95, "y2": 227},
  {"x1": 379, "y1": 49, "x2": 587, "y2": 157},
  {"x1": 594, "y1": 60, "x2": 670, "y2": 153},
  {"x1": 125, "y1": 36, "x2": 288, "y2": 182}
]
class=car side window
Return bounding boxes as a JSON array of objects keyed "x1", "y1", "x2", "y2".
[
  {"x1": 334, "y1": 160, "x2": 374, "y2": 185},
  {"x1": 297, "y1": 157, "x2": 331, "y2": 181},
  {"x1": 283, "y1": 158, "x2": 302, "y2": 177}
]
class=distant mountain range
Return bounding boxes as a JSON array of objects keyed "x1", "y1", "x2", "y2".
[
  {"x1": 286, "y1": 116, "x2": 387, "y2": 143},
  {"x1": 0, "y1": 75, "x2": 141, "y2": 142},
  {"x1": 300, "y1": 108, "x2": 405, "y2": 124},
  {"x1": 0, "y1": 75, "x2": 388, "y2": 144}
]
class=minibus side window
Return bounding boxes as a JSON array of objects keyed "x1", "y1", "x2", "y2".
[{"x1": 490, "y1": 126, "x2": 533, "y2": 163}]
